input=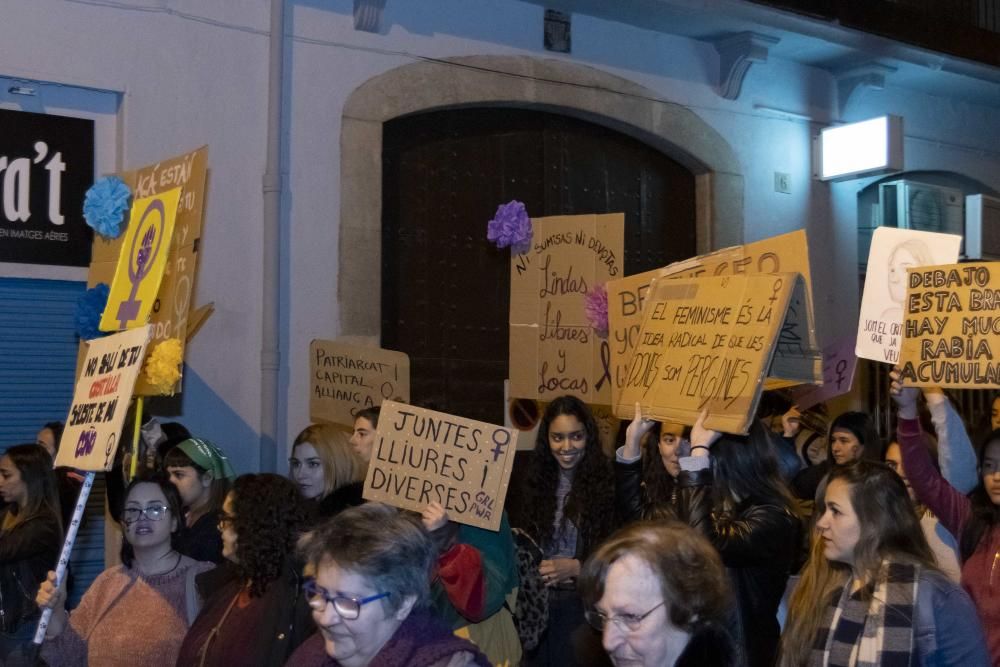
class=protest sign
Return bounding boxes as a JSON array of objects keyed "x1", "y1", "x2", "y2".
[
  {"x1": 614, "y1": 273, "x2": 803, "y2": 434},
  {"x1": 856, "y1": 227, "x2": 962, "y2": 364},
  {"x1": 309, "y1": 340, "x2": 410, "y2": 427},
  {"x1": 606, "y1": 230, "x2": 822, "y2": 409},
  {"x1": 789, "y1": 336, "x2": 858, "y2": 410},
  {"x1": 55, "y1": 325, "x2": 151, "y2": 471},
  {"x1": 363, "y1": 400, "x2": 516, "y2": 531},
  {"x1": 99, "y1": 188, "x2": 180, "y2": 331},
  {"x1": 898, "y1": 262, "x2": 1000, "y2": 387},
  {"x1": 509, "y1": 213, "x2": 624, "y2": 405},
  {"x1": 89, "y1": 146, "x2": 210, "y2": 395}
]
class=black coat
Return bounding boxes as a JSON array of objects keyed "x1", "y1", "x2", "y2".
[
  {"x1": 614, "y1": 458, "x2": 678, "y2": 523},
  {"x1": 676, "y1": 468, "x2": 800, "y2": 667},
  {"x1": 0, "y1": 510, "x2": 62, "y2": 632}
]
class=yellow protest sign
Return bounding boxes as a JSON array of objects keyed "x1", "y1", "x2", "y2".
[
  {"x1": 509, "y1": 213, "x2": 624, "y2": 405},
  {"x1": 615, "y1": 273, "x2": 803, "y2": 434},
  {"x1": 899, "y1": 262, "x2": 1000, "y2": 387},
  {"x1": 309, "y1": 340, "x2": 410, "y2": 427},
  {"x1": 99, "y1": 188, "x2": 180, "y2": 332},
  {"x1": 363, "y1": 400, "x2": 516, "y2": 531},
  {"x1": 606, "y1": 229, "x2": 822, "y2": 409}
]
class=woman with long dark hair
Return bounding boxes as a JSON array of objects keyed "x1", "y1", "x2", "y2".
[
  {"x1": 36, "y1": 473, "x2": 213, "y2": 666},
  {"x1": 616, "y1": 403, "x2": 685, "y2": 523},
  {"x1": 176, "y1": 473, "x2": 313, "y2": 667},
  {"x1": 781, "y1": 460, "x2": 988, "y2": 665},
  {"x1": 891, "y1": 371, "x2": 1000, "y2": 663},
  {"x1": 506, "y1": 395, "x2": 615, "y2": 667},
  {"x1": 678, "y1": 413, "x2": 801, "y2": 667},
  {"x1": 0, "y1": 444, "x2": 62, "y2": 665}
]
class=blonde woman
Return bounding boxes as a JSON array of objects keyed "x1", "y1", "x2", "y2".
[{"x1": 289, "y1": 423, "x2": 367, "y2": 521}]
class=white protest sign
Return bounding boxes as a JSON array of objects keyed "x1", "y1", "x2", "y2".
[
  {"x1": 856, "y1": 227, "x2": 961, "y2": 364},
  {"x1": 55, "y1": 325, "x2": 152, "y2": 471}
]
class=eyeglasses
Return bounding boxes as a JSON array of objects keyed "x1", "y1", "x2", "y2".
[
  {"x1": 302, "y1": 578, "x2": 390, "y2": 620},
  {"x1": 585, "y1": 600, "x2": 666, "y2": 632},
  {"x1": 122, "y1": 504, "x2": 170, "y2": 524}
]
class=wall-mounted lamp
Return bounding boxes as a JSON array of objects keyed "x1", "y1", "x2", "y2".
[{"x1": 814, "y1": 115, "x2": 903, "y2": 181}]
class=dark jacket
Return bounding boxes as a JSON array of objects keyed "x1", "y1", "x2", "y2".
[
  {"x1": 176, "y1": 509, "x2": 225, "y2": 564},
  {"x1": 180, "y1": 560, "x2": 313, "y2": 667},
  {"x1": 317, "y1": 481, "x2": 365, "y2": 520},
  {"x1": 676, "y1": 467, "x2": 800, "y2": 667},
  {"x1": 0, "y1": 510, "x2": 62, "y2": 633},
  {"x1": 614, "y1": 457, "x2": 677, "y2": 523}
]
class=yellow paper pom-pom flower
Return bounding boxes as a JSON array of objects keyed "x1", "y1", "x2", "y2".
[{"x1": 144, "y1": 338, "x2": 183, "y2": 395}]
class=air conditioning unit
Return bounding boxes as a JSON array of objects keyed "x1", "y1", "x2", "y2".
[
  {"x1": 965, "y1": 194, "x2": 1000, "y2": 260},
  {"x1": 879, "y1": 180, "x2": 964, "y2": 235}
]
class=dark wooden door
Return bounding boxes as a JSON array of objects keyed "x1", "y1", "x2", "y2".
[{"x1": 382, "y1": 108, "x2": 696, "y2": 423}]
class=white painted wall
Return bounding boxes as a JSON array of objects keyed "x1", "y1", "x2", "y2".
[{"x1": 2, "y1": 0, "x2": 997, "y2": 473}]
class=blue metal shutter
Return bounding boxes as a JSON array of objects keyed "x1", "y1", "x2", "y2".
[{"x1": 0, "y1": 277, "x2": 106, "y2": 607}]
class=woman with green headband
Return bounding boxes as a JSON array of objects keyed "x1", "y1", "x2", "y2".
[{"x1": 163, "y1": 438, "x2": 235, "y2": 564}]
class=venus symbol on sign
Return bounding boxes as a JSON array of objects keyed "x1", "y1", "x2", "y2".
[{"x1": 116, "y1": 199, "x2": 166, "y2": 328}]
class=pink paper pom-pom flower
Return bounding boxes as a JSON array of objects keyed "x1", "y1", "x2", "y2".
[{"x1": 584, "y1": 284, "x2": 609, "y2": 339}]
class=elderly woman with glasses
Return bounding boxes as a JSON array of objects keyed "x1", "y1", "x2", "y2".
[
  {"x1": 176, "y1": 473, "x2": 314, "y2": 667},
  {"x1": 578, "y1": 520, "x2": 740, "y2": 667},
  {"x1": 36, "y1": 473, "x2": 214, "y2": 666},
  {"x1": 285, "y1": 503, "x2": 491, "y2": 667}
]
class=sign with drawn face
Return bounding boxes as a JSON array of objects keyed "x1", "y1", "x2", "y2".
[
  {"x1": 899, "y1": 262, "x2": 1000, "y2": 387},
  {"x1": 55, "y1": 326, "x2": 151, "y2": 471},
  {"x1": 856, "y1": 227, "x2": 962, "y2": 364},
  {"x1": 363, "y1": 400, "x2": 516, "y2": 531}
]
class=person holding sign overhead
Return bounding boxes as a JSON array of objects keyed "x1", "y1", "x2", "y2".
[
  {"x1": 616, "y1": 403, "x2": 687, "y2": 523},
  {"x1": 0, "y1": 444, "x2": 62, "y2": 666},
  {"x1": 36, "y1": 473, "x2": 213, "y2": 666},
  {"x1": 677, "y1": 412, "x2": 801, "y2": 667},
  {"x1": 506, "y1": 395, "x2": 615, "y2": 667}
]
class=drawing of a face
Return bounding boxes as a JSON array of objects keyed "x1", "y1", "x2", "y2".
[{"x1": 887, "y1": 246, "x2": 919, "y2": 303}]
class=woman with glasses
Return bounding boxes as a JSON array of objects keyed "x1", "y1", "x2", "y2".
[
  {"x1": 176, "y1": 473, "x2": 313, "y2": 667},
  {"x1": 286, "y1": 502, "x2": 490, "y2": 667},
  {"x1": 36, "y1": 473, "x2": 213, "y2": 666},
  {"x1": 579, "y1": 520, "x2": 739, "y2": 667},
  {"x1": 506, "y1": 395, "x2": 616, "y2": 667},
  {"x1": 0, "y1": 444, "x2": 62, "y2": 666}
]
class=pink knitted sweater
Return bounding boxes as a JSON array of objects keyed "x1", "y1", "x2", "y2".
[{"x1": 41, "y1": 555, "x2": 213, "y2": 666}]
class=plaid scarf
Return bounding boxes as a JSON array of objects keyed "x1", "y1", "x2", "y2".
[{"x1": 809, "y1": 561, "x2": 919, "y2": 667}]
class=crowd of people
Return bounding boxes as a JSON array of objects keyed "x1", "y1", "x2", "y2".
[{"x1": 0, "y1": 377, "x2": 998, "y2": 666}]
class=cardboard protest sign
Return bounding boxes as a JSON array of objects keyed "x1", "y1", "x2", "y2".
[
  {"x1": 789, "y1": 336, "x2": 858, "y2": 410},
  {"x1": 606, "y1": 230, "x2": 822, "y2": 410},
  {"x1": 89, "y1": 146, "x2": 210, "y2": 395},
  {"x1": 309, "y1": 340, "x2": 410, "y2": 427},
  {"x1": 55, "y1": 325, "x2": 151, "y2": 471},
  {"x1": 856, "y1": 227, "x2": 962, "y2": 364},
  {"x1": 509, "y1": 214, "x2": 624, "y2": 405},
  {"x1": 363, "y1": 400, "x2": 516, "y2": 531},
  {"x1": 899, "y1": 262, "x2": 1000, "y2": 387},
  {"x1": 99, "y1": 188, "x2": 180, "y2": 331},
  {"x1": 615, "y1": 273, "x2": 803, "y2": 434}
]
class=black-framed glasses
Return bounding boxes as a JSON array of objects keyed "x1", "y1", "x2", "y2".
[
  {"x1": 585, "y1": 600, "x2": 666, "y2": 632},
  {"x1": 122, "y1": 504, "x2": 170, "y2": 524},
  {"x1": 302, "y1": 578, "x2": 390, "y2": 620}
]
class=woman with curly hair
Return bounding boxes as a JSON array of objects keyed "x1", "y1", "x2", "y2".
[
  {"x1": 506, "y1": 395, "x2": 615, "y2": 667},
  {"x1": 176, "y1": 473, "x2": 314, "y2": 667}
]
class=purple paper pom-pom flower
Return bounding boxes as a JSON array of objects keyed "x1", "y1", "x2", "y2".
[
  {"x1": 75, "y1": 283, "x2": 111, "y2": 341},
  {"x1": 584, "y1": 284, "x2": 609, "y2": 339},
  {"x1": 487, "y1": 200, "x2": 532, "y2": 253},
  {"x1": 83, "y1": 176, "x2": 131, "y2": 238}
]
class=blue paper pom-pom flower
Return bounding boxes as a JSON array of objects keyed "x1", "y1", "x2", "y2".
[
  {"x1": 75, "y1": 283, "x2": 111, "y2": 340},
  {"x1": 487, "y1": 200, "x2": 532, "y2": 254},
  {"x1": 83, "y1": 176, "x2": 131, "y2": 238}
]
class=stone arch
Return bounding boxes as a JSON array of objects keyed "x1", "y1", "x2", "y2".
[{"x1": 339, "y1": 55, "x2": 743, "y2": 335}]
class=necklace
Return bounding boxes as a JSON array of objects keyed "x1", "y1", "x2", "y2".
[{"x1": 138, "y1": 551, "x2": 182, "y2": 577}]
